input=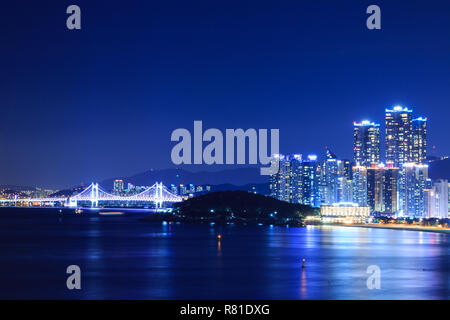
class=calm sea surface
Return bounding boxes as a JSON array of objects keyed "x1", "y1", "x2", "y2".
[{"x1": 0, "y1": 207, "x2": 448, "y2": 299}]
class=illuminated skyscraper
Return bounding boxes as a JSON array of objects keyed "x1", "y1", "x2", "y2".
[
  {"x1": 170, "y1": 184, "x2": 178, "y2": 195},
  {"x1": 383, "y1": 162, "x2": 399, "y2": 215},
  {"x1": 299, "y1": 154, "x2": 321, "y2": 207},
  {"x1": 385, "y1": 106, "x2": 413, "y2": 167},
  {"x1": 342, "y1": 159, "x2": 353, "y2": 180},
  {"x1": 402, "y1": 163, "x2": 429, "y2": 217},
  {"x1": 353, "y1": 120, "x2": 380, "y2": 167},
  {"x1": 424, "y1": 179, "x2": 449, "y2": 218},
  {"x1": 340, "y1": 159, "x2": 353, "y2": 203},
  {"x1": 269, "y1": 155, "x2": 284, "y2": 200},
  {"x1": 288, "y1": 155, "x2": 302, "y2": 203},
  {"x1": 338, "y1": 176, "x2": 353, "y2": 203},
  {"x1": 366, "y1": 163, "x2": 399, "y2": 214},
  {"x1": 269, "y1": 154, "x2": 302, "y2": 203},
  {"x1": 367, "y1": 165, "x2": 383, "y2": 212},
  {"x1": 352, "y1": 165, "x2": 368, "y2": 206},
  {"x1": 412, "y1": 117, "x2": 427, "y2": 164},
  {"x1": 321, "y1": 158, "x2": 345, "y2": 205},
  {"x1": 113, "y1": 179, "x2": 124, "y2": 194}
]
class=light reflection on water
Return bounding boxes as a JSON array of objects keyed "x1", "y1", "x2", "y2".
[{"x1": 0, "y1": 208, "x2": 448, "y2": 299}]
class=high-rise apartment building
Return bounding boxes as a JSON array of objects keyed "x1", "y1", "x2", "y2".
[
  {"x1": 402, "y1": 163, "x2": 429, "y2": 217},
  {"x1": 321, "y1": 159, "x2": 345, "y2": 205},
  {"x1": 342, "y1": 159, "x2": 353, "y2": 180},
  {"x1": 353, "y1": 120, "x2": 380, "y2": 167},
  {"x1": 113, "y1": 179, "x2": 124, "y2": 194},
  {"x1": 385, "y1": 106, "x2": 413, "y2": 167},
  {"x1": 366, "y1": 165, "x2": 383, "y2": 212},
  {"x1": 382, "y1": 162, "x2": 399, "y2": 215},
  {"x1": 338, "y1": 176, "x2": 353, "y2": 203},
  {"x1": 269, "y1": 154, "x2": 302, "y2": 203},
  {"x1": 423, "y1": 179, "x2": 448, "y2": 218},
  {"x1": 412, "y1": 117, "x2": 427, "y2": 164},
  {"x1": 366, "y1": 163, "x2": 399, "y2": 214},
  {"x1": 352, "y1": 165, "x2": 368, "y2": 206},
  {"x1": 299, "y1": 155, "x2": 321, "y2": 207},
  {"x1": 170, "y1": 184, "x2": 178, "y2": 196}
]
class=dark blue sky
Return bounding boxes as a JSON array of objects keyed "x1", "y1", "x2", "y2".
[{"x1": 1, "y1": 0, "x2": 450, "y2": 188}]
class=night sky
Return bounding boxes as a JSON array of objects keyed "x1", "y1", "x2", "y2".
[{"x1": 1, "y1": 0, "x2": 450, "y2": 188}]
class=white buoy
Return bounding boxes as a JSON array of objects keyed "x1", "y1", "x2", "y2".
[{"x1": 302, "y1": 258, "x2": 306, "y2": 269}]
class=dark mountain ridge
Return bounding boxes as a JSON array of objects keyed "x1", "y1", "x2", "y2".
[{"x1": 101, "y1": 167, "x2": 267, "y2": 189}]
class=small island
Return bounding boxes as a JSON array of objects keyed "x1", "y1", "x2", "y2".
[{"x1": 142, "y1": 191, "x2": 317, "y2": 227}]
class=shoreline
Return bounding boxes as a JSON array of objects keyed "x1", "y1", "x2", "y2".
[
  {"x1": 334, "y1": 223, "x2": 450, "y2": 234},
  {"x1": 2, "y1": 207, "x2": 448, "y2": 234}
]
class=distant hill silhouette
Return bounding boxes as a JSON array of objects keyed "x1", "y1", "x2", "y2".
[
  {"x1": 49, "y1": 186, "x2": 86, "y2": 197},
  {"x1": 428, "y1": 158, "x2": 450, "y2": 181},
  {"x1": 101, "y1": 167, "x2": 267, "y2": 190},
  {"x1": 173, "y1": 190, "x2": 315, "y2": 219}
]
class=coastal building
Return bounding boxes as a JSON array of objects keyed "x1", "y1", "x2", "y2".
[
  {"x1": 353, "y1": 120, "x2": 380, "y2": 167},
  {"x1": 269, "y1": 155, "x2": 284, "y2": 201},
  {"x1": 385, "y1": 106, "x2": 413, "y2": 167},
  {"x1": 288, "y1": 155, "x2": 302, "y2": 203},
  {"x1": 321, "y1": 158, "x2": 345, "y2": 205},
  {"x1": 170, "y1": 184, "x2": 178, "y2": 196},
  {"x1": 412, "y1": 117, "x2": 427, "y2": 164},
  {"x1": 338, "y1": 176, "x2": 353, "y2": 204},
  {"x1": 382, "y1": 162, "x2": 399, "y2": 215},
  {"x1": 320, "y1": 202, "x2": 371, "y2": 224},
  {"x1": 367, "y1": 165, "x2": 384, "y2": 213},
  {"x1": 366, "y1": 163, "x2": 399, "y2": 215},
  {"x1": 113, "y1": 179, "x2": 124, "y2": 195},
  {"x1": 299, "y1": 154, "x2": 321, "y2": 207},
  {"x1": 402, "y1": 163, "x2": 428, "y2": 217},
  {"x1": 352, "y1": 165, "x2": 368, "y2": 206},
  {"x1": 339, "y1": 159, "x2": 353, "y2": 204},
  {"x1": 343, "y1": 159, "x2": 353, "y2": 180},
  {"x1": 269, "y1": 154, "x2": 302, "y2": 203},
  {"x1": 424, "y1": 179, "x2": 448, "y2": 218},
  {"x1": 127, "y1": 183, "x2": 135, "y2": 193}
]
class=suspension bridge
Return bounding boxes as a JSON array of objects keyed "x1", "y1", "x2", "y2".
[{"x1": 0, "y1": 182, "x2": 182, "y2": 208}]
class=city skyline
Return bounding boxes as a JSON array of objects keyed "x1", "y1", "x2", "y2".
[{"x1": 269, "y1": 105, "x2": 448, "y2": 219}]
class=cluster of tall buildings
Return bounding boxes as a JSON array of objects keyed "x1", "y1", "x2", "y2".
[
  {"x1": 270, "y1": 106, "x2": 449, "y2": 219},
  {"x1": 113, "y1": 179, "x2": 125, "y2": 194},
  {"x1": 113, "y1": 179, "x2": 153, "y2": 195},
  {"x1": 170, "y1": 184, "x2": 211, "y2": 197},
  {"x1": 269, "y1": 154, "x2": 321, "y2": 207},
  {"x1": 113, "y1": 179, "x2": 212, "y2": 199}
]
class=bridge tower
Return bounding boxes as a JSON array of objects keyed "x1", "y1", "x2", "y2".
[
  {"x1": 91, "y1": 183, "x2": 99, "y2": 207},
  {"x1": 155, "y1": 182, "x2": 163, "y2": 209}
]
